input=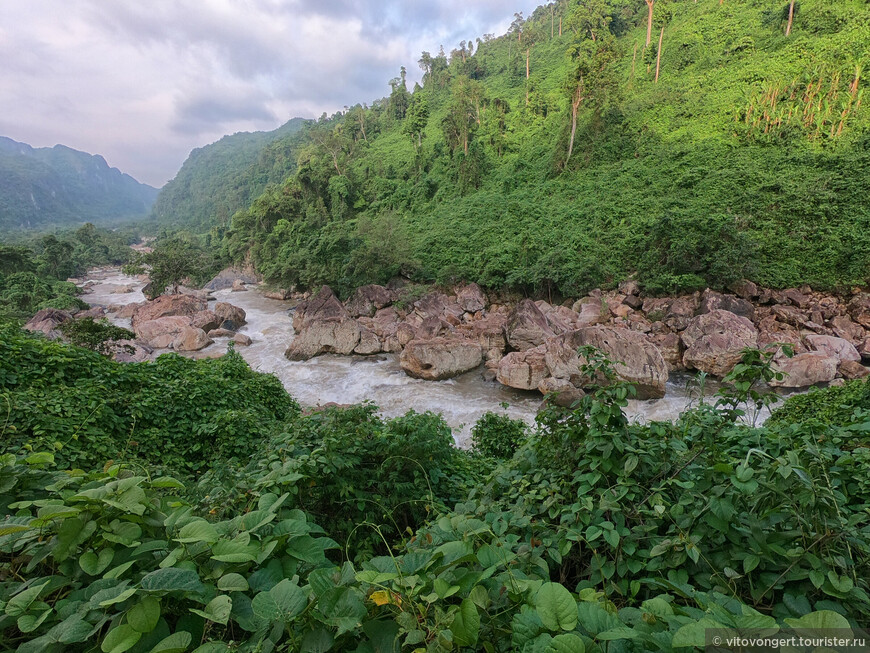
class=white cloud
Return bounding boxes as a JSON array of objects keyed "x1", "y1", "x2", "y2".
[{"x1": 0, "y1": 0, "x2": 541, "y2": 187}]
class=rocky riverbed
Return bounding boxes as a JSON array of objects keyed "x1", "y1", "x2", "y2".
[{"x1": 23, "y1": 267, "x2": 870, "y2": 445}]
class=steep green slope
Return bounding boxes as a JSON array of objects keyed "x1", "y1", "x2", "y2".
[
  {"x1": 220, "y1": 0, "x2": 869, "y2": 297},
  {"x1": 152, "y1": 117, "x2": 310, "y2": 231},
  {"x1": 0, "y1": 137, "x2": 159, "y2": 232}
]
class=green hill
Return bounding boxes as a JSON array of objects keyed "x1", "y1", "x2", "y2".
[
  {"x1": 152, "y1": 117, "x2": 310, "y2": 231},
  {"x1": 0, "y1": 137, "x2": 159, "y2": 232},
  {"x1": 216, "y1": 0, "x2": 869, "y2": 297}
]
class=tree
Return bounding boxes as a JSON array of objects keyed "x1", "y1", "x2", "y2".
[
  {"x1": 785, "y1": 1, "x2": 795, "y2": 36},
  {"x1": 645, "y1": 0, "x2": 655, "y2": 47},
  {"x1": 566, "y1": 0, "x2": 611, "y2": 42},
  {"x1": 37, "y1": 235, "x2": 76, "y2": 280},
  {"x1": 510, "y1": 12, "x2": 525, "y2": 43},
  {"x1": 403, "y1": 93, "x2": 430, "y2": 153},
  {"x1": 389, "y1": 67, "x2": 411, "y2": 120},
  {"x1": 125, "y1": 237, "x2": 216, "y2": 297},
  {"x1": 564, "y1": 36, "x2": 618, "y2": 164}
]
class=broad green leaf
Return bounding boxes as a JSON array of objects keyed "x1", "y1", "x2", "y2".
[
  {"x1": 80, "y1": 548, "x2": 114, "y2": 576},
  {"x1": 149, "y1": 631, "x2": 193, "y2": 653},
  {"x1": 141, "y1": 568, "x2": 205, "y2": 594},
  {"x1": 151, "y1": 476, "x2": 185, "y2": 489},
  {"x1": 5, "y1": 581, "x2": 49, "y2": 617},
  {"x1": 189, "y1": 595, "x2": 232, "y2": 625},
  {"x1": 101, "y1": 624, "x2": 142, "y2": 653},
  {"x1": 536, "y1": 583, "x2": 577, "y2": 632},
  {"x1": 784, "y1": 610, "x2": 851, "y2": 631},
  {"x1": 548, "y1": 633, "x2": 586, "y2": 653},
  {"x1": 18, "y1": 609, "x2": 51, "y2": 633},
  {"x1": 128, "y1": 596, "x2": 161, "y2": 633},
  {"x1": 175, "y1": 520, "x2": 218, "y2": 544},
  {"x1": 217, "y1": 573, "x2": 249, "y2": 592},
  {"x1": 671, "y1": 618, "x2": 727, "y2": 648},
  {"x1": 452, "y1": 598, "x2": 480, "y2": 647},
  {"x1": 99, "y1": 587, "x2": 138, "y2": 607}
]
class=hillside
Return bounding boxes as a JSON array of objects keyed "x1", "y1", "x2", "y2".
[
  {"x1": 0, "y1": 137, "x2": 159, "y2": 232},
  {"x1": 213, "y1": 0, "x2": 869, "y2": 298},
  {"x1": 151, "y1": 117, "x2": 310, "y2": 231}
]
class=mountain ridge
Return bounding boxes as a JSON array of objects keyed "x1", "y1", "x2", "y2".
[{"x1": 0, "y1": 136, "x2": 159, "y2": 232}]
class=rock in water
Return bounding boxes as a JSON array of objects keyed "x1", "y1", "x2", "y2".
[
  {"x1": 214, "y1": 302, "x2": 247, "y2": 331},
  {"x1": 400, "y1": 338, "x2": 483, "y2": 380},
  {"x1": 681, "y1": 310, "x2": 758, "y2": 377},
  {"x1": 286, "y1": 319, "x2": 362, "y2": 360},
  {"x1": 770, "y1": 352, "x2": 839, "y2": 388},
  {"x1": 131, "y1": 294, "x2": 206, "y2": 329}
]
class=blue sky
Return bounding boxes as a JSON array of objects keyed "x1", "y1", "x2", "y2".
[{"x1": 0, "y1": 0, "x2": 542, "y2": 187}]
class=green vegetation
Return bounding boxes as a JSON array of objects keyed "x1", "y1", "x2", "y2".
[
  {"x1": 0, "y1": 224, "x2": 138, "y2": 322},
  {"x1": 152, "y1": 118, "x2": 310, "y2": 232},
  {"x1": 1, "y1": 331, "x2": 868, "y2": 650},
  {"x1": 184, "y1": 0, "x2": 870, "y2": 298},
  {"x1": 0, "y1": 137, "x2": 158, "y2": 232},
  {"x1": 124, "y1": 237, "x2": 221, "y2": 299}
]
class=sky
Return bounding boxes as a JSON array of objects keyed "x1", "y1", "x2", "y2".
[{"x1": 0, "y1": 0, "x2": 543, "y2": 188}]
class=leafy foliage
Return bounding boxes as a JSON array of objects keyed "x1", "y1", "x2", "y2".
[{"x1": 471, "y1": 410, "x2": 530, "y2": 460}]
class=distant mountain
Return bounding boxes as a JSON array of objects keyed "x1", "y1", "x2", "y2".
[
  {"x1": 0, "y1": 137, "x2": 159, "y2": 231},
  {"x1": 152, "y1": 117, "x2": 311, "y2": 231}
]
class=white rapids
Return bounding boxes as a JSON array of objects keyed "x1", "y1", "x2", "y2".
[{"x1": 79, "y1": 268, "x2": 783, "y2": 447}]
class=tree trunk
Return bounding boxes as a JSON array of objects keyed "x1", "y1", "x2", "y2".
[
  {"x1": 655, "y1": 26, "x2": 664, "y2": 84},
  {"x1": 559, "y1": 17, "x2": 562, "y2": 36},
  {"x1": 785, "y1": 1, "x2": 795, "y2": 36},
  {"x1": 566, "y1": 84, "x2": 583, "y2": 163},
  {"x1": 526, "y1": 49, "x2": 530, "y2": 79},
  {"x1": 646, "y1": 0, "x2": 655, "y2": 47}
]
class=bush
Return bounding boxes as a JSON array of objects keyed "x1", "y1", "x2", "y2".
[{"x1": 470, "y1": 410, "x2": 529, "y2": 459}]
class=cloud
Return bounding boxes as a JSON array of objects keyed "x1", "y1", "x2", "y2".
[{"x1": 0, "y1": 0, "x2": 542, "y2": 187}]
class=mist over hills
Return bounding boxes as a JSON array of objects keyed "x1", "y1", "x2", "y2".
[{"x1": 0, "y1": 136, "x2": 159, "y2": 232}]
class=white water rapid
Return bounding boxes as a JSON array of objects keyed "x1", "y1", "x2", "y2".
[{"x1": 80, "y1": 268, "x2": 782, "y2": 447}]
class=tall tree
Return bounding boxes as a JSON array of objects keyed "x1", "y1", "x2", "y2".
[
  {"x1": 403, "y1": 94, "x2": 430, "y2": 153},
  {"x1": 785, "y1": 1, "x2": 795, "y2": 36},
  {"x1": 645, "y1": 0, "x2": 655, "y2": 47}
]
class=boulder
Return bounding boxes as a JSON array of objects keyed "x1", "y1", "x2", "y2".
[
  {"x1": 214, "y1": 302, "x2": 247, "y2": 331},
  {"x1": 292, "y1": 286, "x2": 347, "y2": 331},
  {"x1": 538, "y1": 377, "x2": 585, "y2": 408},
  {"x1": 172, "y1": 326, "x2": 213, "y2": 352},
  {"x1": 650, "y1": 333, "x2": 685, "y2": 372},
  {"x1": 396, "y1": 322, "x2": 417, "y2": 347},
  {"x1": 369, "y1": 307, "x2": 400, "y2": 339},
  {"x1": 399, "y1": 338, "x2": 483, "y2": 380},
  {"x1": 618, "y1": 279, "x2": 640, "y2": 297},
  {"x1": 261, "y1": 288, "x2": 293, "y2": 300},
  {"x1": 354, "y1": 327, "x2": 381, "y2": 355},
  {"x1": 729, "y1": 280, "x2": 759, "y2": 300},
  {"x1": 847, "y1": 294, "x2": 870, "y2": 329},
  {"x1": 571, "y1": 327, "x2": 668, "y2": 399},
  {"x1": 345, "y1": 284, "x2": 393, "y2": 318},
  {"x1": 114, "y1": 302, "x2": 144, "y2": 319},
  {"x1": 505, "y1": 299, "x2": 554, "y2": 351},
  {"x1": 860, "y1": 338, "x2": 870, "y2": 361},
  {"x1": 496, "y1": 348, "x2": 549, "y2": 390},
  {"x1": 203, "y1": 267, "x2": 259, "y2": 291},
  {"x1": 231, "y1": 279, "x2": 248, "y2": 292},
  {"x1": 232, "y1": 333, "x2": 252, "y2": 346},
  {"x1": 131, "y1": 294, "x2": 206, "y2": 329},
  {"x1": 285, "y1": 319, "x2": 362, "y2": 361},
  {"x1": 135, "y1": 316, "x2": 193, "y2": 348},
  {"x1": 208, "y1": 328, "x2": 236, "y2": 338},
  {"x1": 828, "y1": 315, "x2": 864, "y2": 344},
  {"x1": 106, "y1": 339, "x2": 152, "y2": 363},
  {"x1": 455, "y1": 283, "x2": 487, "y2": 313},
  {"x1": 805, "y1": 334, "x2": 861, "y2": 363},
  {"x1": 770, "y1": 352, "x2": 839, "y2": 388},
  {"x1": 190, "y1": 310, "x2": 222, "y2": 333},
  {"x1": 413, "y1": 292, "x2": 453, "y2": 321},
  {"x1": 772, "y1": 305, "x2": 811, "y2": 328},
  {"x1": 456, "y1": 312, "x2": 508, "y2": 351},
  {"x1": 681, "y1": 310, "x2": 758, "y2": 377},
  {"x1": 24, "y1": 308, "x2": 72, "y2": 339},
  {"x1": 783, "y1": 288, "x2": 811, "y2": 309},
  {"x1": 698, "y1": 289, "x2": 755, "y2": 321},
  {"x1": 839, "y1": 360, "x2": 869, "y2": 380},
  {"x1": 664, "y1": 296, "x2": 699, "y2": 332},
  {"x1": 76, "y1": 306, "x2": 107, "y2": 319}
]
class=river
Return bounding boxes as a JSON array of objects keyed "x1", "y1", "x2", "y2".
[{"x1": 80, "y1": 268, "x2": 779, "y2": 446}]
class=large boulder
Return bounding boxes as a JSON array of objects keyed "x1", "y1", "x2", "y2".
[
  {"x1": 839, "y1": 360, "x2": 869, "y2": 380},
  {"x1": 285, "y1": 319, "x2": 362, "y2": 360},
  {"x1": 770, "y1": 352, "x2": 839, "y2": 388},
  {"x1": 24, "y1": 308, "x2": 72, "y2": 339},
  {"x1": 106, "y1": 339, "x2": 153, "y2": 363},
  {"x1": 134, "y1": 316, "x2": 193, "y2": 348},
  {"x1": 292, "y1": 286, "x2": 347, "y2": 331},
  {"x1": 131, "y1": 294, "x2": 206, "y2": 329},
  {"x1": 571, "y1": 327, "x2": 668, "y2": 399},
  {"x1": 698, "y1": 289, "x2": 755, "y2": 321},
  {"x1": 505, "y1": 299, "x2": 554, "y2": 351},
  {"x1": 456, "y1": 312, "x2": 508, "y2": 351},
  {"x1": 455, "y1": 283, "x2": 487, "y2": 313},
  {"x1": 828, "y1": 315, "x2": 865, "y2": 344},
  {"x1": 496, "y1": 348, "x2": 549, "y2": 390},
  {"x1": 190, "y1": 310, "x2": 222, "y2": 333},
  {"x1": 213, "y1": 302, "x2": 247, "y2": 331},
  {"x1": 400, "y1": 338, "x2": 483, "y2": 380},
  {"x1": 805, "y1": 334, "x2": 861, "y2": 363},
  {"x1": 172, "y1": 326, "x2": 213, "y2": 352},
  {"x1": 681, "y1": 310, "x2": 758, "y2": 377},
  {"x1": 848, "y1": 294, "x2": 870, "y2": 329},
  {"x1": 345, "y1": 285, "x2": 393, "y2": 318},
  {"x1": 203, "y1": 267, "x2": 259, "y2": 291},
  {"x1": 355, "y1": 327, "x2": 382, "y2": 355}
]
